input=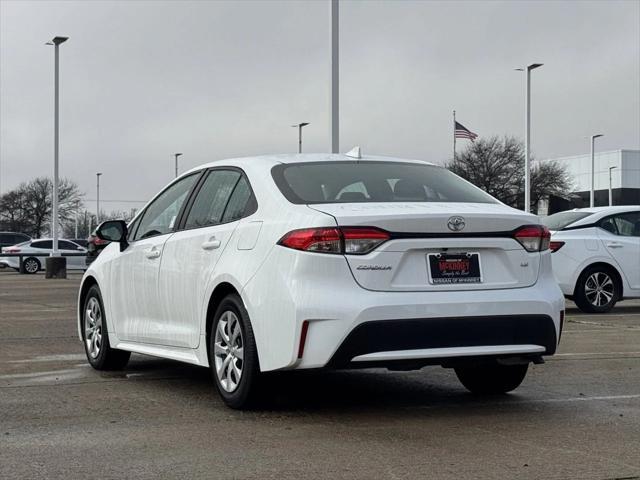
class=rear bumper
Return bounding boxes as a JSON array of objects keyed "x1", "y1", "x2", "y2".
[
  {"x1": 244, "y1": 246, "x2": 565, "y2": 372},
  {"x1": 327, "y1": 314, "x2": 556, "y2": 369}
]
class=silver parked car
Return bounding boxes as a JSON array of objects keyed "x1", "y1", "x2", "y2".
[{"x1": 0, "y1": 238, "x2": 87, "y2": 274}]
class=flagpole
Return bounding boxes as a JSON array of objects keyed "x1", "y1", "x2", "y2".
[{"x1": 453, "y1": 110, "x2": 456, "y2": 161}]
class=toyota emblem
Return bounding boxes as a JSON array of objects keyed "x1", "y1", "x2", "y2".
[{"x1": 447, "y1": 216, "x2": 466, "y2": 232}]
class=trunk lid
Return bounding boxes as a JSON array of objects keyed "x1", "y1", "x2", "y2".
[{"x1": 309, "y1": 202, "x2": 542, "y2": 292}]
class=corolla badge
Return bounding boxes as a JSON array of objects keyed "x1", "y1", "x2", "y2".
[{"x1": 447, "y1": 216, "x2": 466, "y2": 232}]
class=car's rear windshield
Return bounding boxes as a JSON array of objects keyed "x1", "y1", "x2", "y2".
[
  {"x1": 271, "y1": 161, "x2": 498, "y2": 205},
  {"x1": 542, "y1": 211, "x2": 592, "y2": 230}
]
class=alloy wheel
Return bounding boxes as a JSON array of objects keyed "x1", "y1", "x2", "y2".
[
  {"x1": 584, "y1": 272, "x2": 614, "y2": 307},
  {"x1": 214, "y1": 311, "x2": 244, "y2": 393},
  {"x1": 24, "y1": 259, "x2": 38, "y2": 273},
  {"x1": 84, "y1": 297, "x2": 103, "y2": 358}
]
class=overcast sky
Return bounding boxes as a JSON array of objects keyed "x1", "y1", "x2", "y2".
[{"x1": 1, "y1": 0, "x2": 639, "y2": 212}]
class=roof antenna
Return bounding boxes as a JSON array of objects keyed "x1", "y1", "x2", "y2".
[{"x1": 345, "y1": 146, "x2": 361, "y2": 159}]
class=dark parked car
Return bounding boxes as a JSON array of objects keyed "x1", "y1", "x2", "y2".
[
  {"x1": 85, "y1": 230, "x2": 110, "y2": 265},
  {"x1": 0, "y1": 232, "x2": 31, "y2": 250},
  {"x1": 0, "y1": 232, "x2": 31, "y2": 267},
  {"x1": 71, "y1": 238, "x2": 89, "y2": 248}
]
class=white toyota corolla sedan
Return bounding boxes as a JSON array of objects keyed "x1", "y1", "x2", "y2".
[
  {"x1": 78, "y1": 153, "x2": 564, "y2": 408},
  {"x1": 543, "y1": 206, "x2": 640, "y2": 313}
]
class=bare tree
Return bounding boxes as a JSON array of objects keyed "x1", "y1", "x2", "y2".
[
  {"x1": 447, "y1": 136, "x2": 573, "y2": 212},
  {"x1": 0, "y1": 177, "x2": 83, "y2": 237}
]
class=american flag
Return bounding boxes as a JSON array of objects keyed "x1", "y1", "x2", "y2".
[{"x1": 454, "y1": 121, "x2": 478, "y2": 141}]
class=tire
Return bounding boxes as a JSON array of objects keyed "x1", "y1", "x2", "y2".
[
  {"x1": 455, "y1": 363, "x2": 529, "y2": 394},
  {"x1": 574, "y1": 265, "x2": 620, "y2": 313},
  {"x1": 22, "y1": 257, "x2": 40, "y2": 274},
  {"x1": 82, "y1": 285, "x2": 130, "y2": 370},
  {"x1": 209, "y1": 294, "x2": 261, "y2": 409}
]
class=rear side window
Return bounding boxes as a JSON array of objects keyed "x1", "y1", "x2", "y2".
[
  {"x1": 31, "y1": 240, "x2": 52, "y2": 249},
  {"x1": 185, "y1": 170, "x2": 241, "y2": 229},
  {"x1": 59, "y1": 240, "x2": 79, "y2": 250},
  {"x1": 542, "y1": 211, "x2": 593, "y2": 230},
  {"x1": 271, "y1": 161, "x2": 498, "y2": 204},
  {"x1": 601, "y1": 212, "x2": 640, "y2": 237},
  {"x1": 222, "y1": 176, "x2": 256, "y2": 223}
]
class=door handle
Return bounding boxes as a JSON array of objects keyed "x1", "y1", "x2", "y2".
[
  {"x1": 606, "y1": 242, "x2": 623, "y2": 248},
  {"x1": 202, "y1": 238, "x2": 221, "y2": 250},
  {"x1": 145, "y1": 248, "x2": 161, "y2": 259}
]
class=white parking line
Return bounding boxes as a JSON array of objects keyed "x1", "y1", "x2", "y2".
[
  {"x1": 555, "y1": 351, "x2": 640, "y2": 357},
  {"x1": 524, "y1": 394, "x2": 640, "y2": 404}
]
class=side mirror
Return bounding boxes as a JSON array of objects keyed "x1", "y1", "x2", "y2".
[{"x1": 96, "y1": 220, "x2": 129, "y2": 252}]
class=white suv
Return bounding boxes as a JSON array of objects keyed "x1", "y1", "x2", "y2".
[
  {"x1": 543, "y1": 206, "x2": 640, "y2": 313},
  {"x1": 78, "y1": 154, "x2": 564, "y2": 408}
]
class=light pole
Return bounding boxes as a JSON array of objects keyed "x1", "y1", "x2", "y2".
[
  {"x1": 608, "y1": 165, "x2": 617, "y2": 206},
  {"x1": 590, "y1": 134, "x2": 603, "y2": 207},
  {"x1": 96, "y1": 173, "x2": 102, "y2": 223},
  {"x1": 330, "y1": 0, "x2": 339, "y2": 153},
  {"x1": 291, "y1": 123, "x2": 310, "y2": 153},
  {"x1": 516, "y1": 63, "x2": 543, "y2": 213},
  {"x1": 174, "y1": 153, "x2": 183, "y2": 178},
  {"x1": 46, "y1": 36, "x2": 68, "y2": 255},
  {"x1": 45, "y1": 35, "x2": 68, "y2": 278}
]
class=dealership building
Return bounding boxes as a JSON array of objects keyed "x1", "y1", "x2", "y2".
[{"x1": 540, "y1": 149, "x2": 640, "y2": 213}]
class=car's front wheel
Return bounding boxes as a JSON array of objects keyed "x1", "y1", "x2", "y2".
[
  {"x1": 209, "y1": 294, "x2": 260, "y2": 409},
  {"x1": 574, "y1": 265, "x2": 620, "y2": 313},
  {"x1": 82, "y1": 285, "x2": 130, "y2": 370},
  {"x1": 455, "y1": 363, "x2": 529, "y2": 394}
]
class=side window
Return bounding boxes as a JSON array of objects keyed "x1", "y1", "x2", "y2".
[
  {"x1": 32, "y1": 240, "x2": 52, "y2": 249},
  {"x1": 613, "y1": 212, "x2": 640, "y2": 237},
  {"x1": 222, "y1": 176, "x2": 256, "y2": 223},
  {"x1": 133, "y1": 174, "x2": 199, "y2": 241},
  {"x1": 58, "y1": 240, "x2": 77, "y2": 250},
  {"x1": 185, "y1": 170, "x2": 240, "y2": 229},
  {"x1": 599, "y1": 217, "x2": 618, "y2": 235}
]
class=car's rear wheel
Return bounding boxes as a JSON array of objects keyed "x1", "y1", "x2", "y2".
[
  {"x1": 82, "y1": 285, "x2": 130, "y2": 370},
  {"x1": 209, "y1": 294, "x2": 260, "y2": 409},
  {"x1": 23, "y1": 257, "x2": 40, "y2": 274},
  {"x1": 455, "y1": 363, "x2": 529, "y2": 394},
  {"x1": 574, "y1": 265, "x2": 620, "y2": 313}
]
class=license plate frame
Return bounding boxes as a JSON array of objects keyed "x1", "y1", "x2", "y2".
[{"x1": 427, "y1": 252, "x2": 482, "y2": 285}]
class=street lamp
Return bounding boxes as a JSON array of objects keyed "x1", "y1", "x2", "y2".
[
  {"x1": 45, "y1": 35, "x2": 69, "y2": 278},
  {"x1": 516, "y1": 63, "x2": 543, "y2": 213},
  {"x1": 291, "y1": 123, "x2": 310, "y2": 153},
  {"x1": 590, "y1": 134, "x2": 603, "y2": 207},
  {"x1": 608, "y1": 165, "x2": 617, "y2": 206},
  {"x1": 174, "y1": 153, "x2": 183, "y2": 178},
  {"x1": 330, "y1": 0, "x2": 339, "y2": 153},
  {"x1": 96, "y1": 173, "x2": 102, "y2": 223}
]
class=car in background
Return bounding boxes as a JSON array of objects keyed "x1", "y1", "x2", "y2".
[
  {"x1": 0, "y1": 232, "x2": 31, "y2": 268},
  {"x1": 0, "y1": 232, "x2": 31, "y2": 250},
  {"x1": 543, "y1": 206, "x2": 640, "y2": 313},
  {"x1": 1, "y1": 238, "x2": 87, "y2": 274},
  {"x1": 85, "y1": 230, "x2": 110, "y2": 265},
  {"x1": 71, "y1": 238, "x2": 89, "y2": 248},
  {"x1": 79, "y1": 153, "x2": 564, "y2": 409}
]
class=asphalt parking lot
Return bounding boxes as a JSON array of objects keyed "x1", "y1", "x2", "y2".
[{"x1": 1, "y1": 270, "x2": 639, "y2": 480}]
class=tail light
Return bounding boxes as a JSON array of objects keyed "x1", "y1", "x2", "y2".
[
  {"x1": 93, "y1": 238, "x2": 109, "y2": 246},
  {"x1": 513, "y1": 225, "x2": 551, "y2": 252},
  {"x1": 549, "y1": 241, "x2": 565, "y2": 253},
  {"x1": 3, "y1": 248, "x2": 21, "y2": 253},
  {"x1": 278, "y1": 227, "x2": 390, "y2": 255}
]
